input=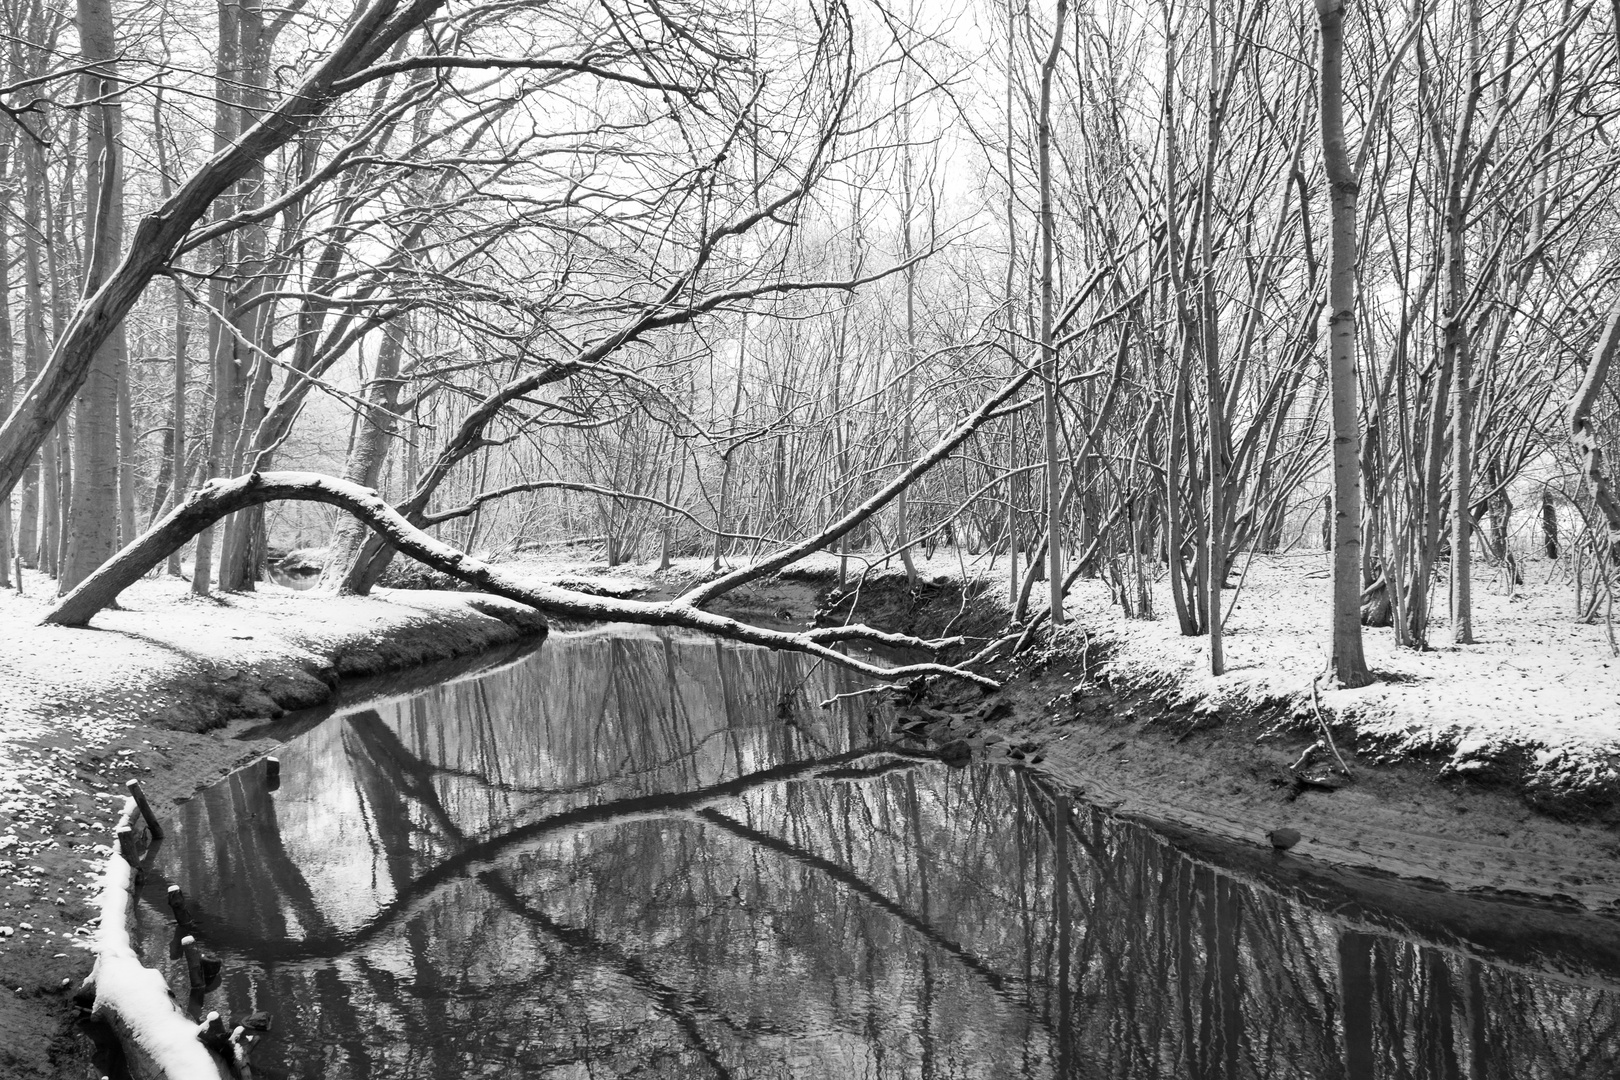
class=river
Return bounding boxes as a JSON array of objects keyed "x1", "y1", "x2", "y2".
[{"x1": 133, "y1": 626, "x2": 1620, "y2": 1078}]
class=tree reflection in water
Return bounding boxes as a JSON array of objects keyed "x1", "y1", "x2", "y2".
[{"x1": 137, "y1": 627, "x2": 1620, "y2": 1079}]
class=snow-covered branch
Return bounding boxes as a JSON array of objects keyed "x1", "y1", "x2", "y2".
[{"x1": 43, "y1": 472, "x2": 998, "y2": 689}]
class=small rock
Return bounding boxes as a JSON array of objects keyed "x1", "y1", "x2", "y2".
[
  {"x1": 1298, "y1": 770, "x2": 1351, "y2": 792},
  {"x1": 1268, "y1": 828, "x2": 1302, "y2": 851}
]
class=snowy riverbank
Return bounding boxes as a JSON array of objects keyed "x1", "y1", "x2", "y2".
[
  {"x1": 0, "y1": 572, "x2": 545, "y2": 1078},
  {"x1": 1051, "y1": 550, "x2": 1620, "y2": 813},
  {"x1": 509, "y1": 546, "x2": 1620, "y2": 906},
  {"x1": 451, "y1": 545, "x2": 1620, "y2": 809},
  {"x1": 1, "y1": 545, "x2": 1616, "y2": 1074}
]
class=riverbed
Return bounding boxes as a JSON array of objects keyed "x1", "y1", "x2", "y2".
[{"x1": 131, "y1": 626, "x2": 1620, "y2": 1078}]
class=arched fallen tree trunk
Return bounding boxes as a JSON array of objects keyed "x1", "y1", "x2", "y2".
[{"x1": 44, "y1": 471, "x2": 998, "y2": 689}]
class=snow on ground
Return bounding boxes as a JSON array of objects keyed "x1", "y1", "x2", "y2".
[
  {"x1": 1048, "y1": 552, "x2": 1619, "y2": 779},
  {"x1": 0, "y1": 541, "x2": 1614, "y2": 1072},
  {"x1": 487, "y1": 543, "x2": 1620, "y2": 786}
]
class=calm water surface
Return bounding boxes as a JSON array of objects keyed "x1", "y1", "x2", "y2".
[{"x1": 135, "y1": 627, "x2": 1620, "y2": 1078}]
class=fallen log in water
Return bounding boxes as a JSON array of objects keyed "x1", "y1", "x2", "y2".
[{"x1": 80, "y1": 798, "x2": 234, "y2": 1080}]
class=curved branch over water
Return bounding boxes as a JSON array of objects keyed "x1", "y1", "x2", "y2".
[{"x1": 41, "y1": 471, "x2": 998, "y2": 689}]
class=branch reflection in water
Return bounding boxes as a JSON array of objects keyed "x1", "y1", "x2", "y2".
[{"x1": 136, "y1": 627, "x2": 1620, "y2": 1078}]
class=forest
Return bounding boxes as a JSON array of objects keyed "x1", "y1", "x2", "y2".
[{"x1": 1, "y1": 0, "x2": 1618, "y2": 685}]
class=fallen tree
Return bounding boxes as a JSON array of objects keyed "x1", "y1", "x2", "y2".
[{"x1": 43, "y1": 471, "x2": 999, "y2": 689}]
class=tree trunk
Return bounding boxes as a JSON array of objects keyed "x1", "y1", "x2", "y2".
[
  {"x1": 116, "y1": 347, "x2": 136, "y2": 546},
  {"x1": 1542, "y1": 489, "x2": 1559, "y2": 559},
  {"x1": 0, "y1": 112, "x2": 14, "y2": 585},
  {"x1": 895, "y1": 77, "x2": 921, "y2": 584},
  {"x1": 325, "y1": 320, "x2": 408, "y2": 581},
  {"x1": 219, "y1": 0, "x2": 277, "y2": 591},
  {"x1": 0, "y1": 0, "x2": 449, "y2": 504},
  {"x1": 1201, "y1": 0, "x2": 1226, "y2": 675},
  {"x1": 1037, "y1": 0, "x2": 1069, "y2": 627},
  {"x1": 1317, "y1": 0, "x2": 1372, "y2": 687},
  {"x1": 17, "y1": 110, "x2": 49, "y2": 568},
  {"x1": 1004, "y1": 0, "x2": 1021, "y2": 611},
  {"x1": 1571, "y1": 297, "x2": 1620, "y2": 548},
  {"x1": 1446, "y1": 0, "x2": 1484, "y2": 645},
  {"x1": 58, "y1": 0, "x2": 123, "y2": 594}
]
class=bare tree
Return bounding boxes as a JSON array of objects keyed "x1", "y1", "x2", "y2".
[{"x1": 1317, "y1": 0, "x2": 1372, "y2": 687}]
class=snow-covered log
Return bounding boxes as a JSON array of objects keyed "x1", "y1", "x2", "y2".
[
  {"x1": 44, "y1": 471, "x2": 998, "y2": 688},
  {"x1": 81, "y1": 799, "x2": 233, "y2": 1080}
]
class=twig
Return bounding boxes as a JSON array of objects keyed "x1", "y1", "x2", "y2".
[
  {"x1": 1309, "y1": 675, "x2": 1354, "y2": 780},
  {"x1": 1222, "y1": 545, "x2": 1265, "y2": 626},
  {"x1": 819, "y1": 684, "x2": 898, "y2": 710}
]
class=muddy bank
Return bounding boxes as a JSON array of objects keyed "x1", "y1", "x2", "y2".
[{"x1": 809, "y1": 574, "x2": 1620, "y2": 916}]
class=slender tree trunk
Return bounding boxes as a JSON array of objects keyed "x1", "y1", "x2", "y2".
[
  {"x1": 165, "y1": 279, "x2": 190, "y2": 575},
  {"x1": 325, "y1": 321, "x2": 408, "y2": 580},
  {"x1": 48, "y1": 108, "x2": 77, "y2": 580},
  {"x1": 38, "y1": 433, "x2": 59, "y2": 576},
  {"x1": 1201, "y1": 0, "x2": 1226, "y2": 674},
  {"x1": 115, "y1": 346, "x2": 136, "y2": 546},
  {"x1": 1572, "y1": 298, "x2": 1620, "y2": 547},
  {"x1": 896, "y1": 90, "x2": 920, "y2": 584},
  {"x1": 192, "y1": 0, "x2": 243, "y2": 596},
  {"x1": 17, "y1": 115, "x2": 49, "y2": 568},
  {"x1": 1038, "y1": 0, "x2": 1069, "y2": 626},
  {"x1": 1162, "y1": 21, "x2": 1203, "y2": 639},
  {"x1": 0, "y1": 112, "x2": 15, "y2": 585},
  {"x1": 1541, "y1": 489, "x2": 1559, "y2": 559},
  {"x1": 1004, "y1": 0, "x2": 1021, "y2": 609},
  {"x1": 1447, "y1": 0, "x2": 1483, "y2": 644},
  {"x1": 1317, "y1": 0, "x2": 1372, "y2": 686}
]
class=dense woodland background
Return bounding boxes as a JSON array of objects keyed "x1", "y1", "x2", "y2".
[{"x1": 1, "y1": 0, "x2": 1618, "y2": 671}]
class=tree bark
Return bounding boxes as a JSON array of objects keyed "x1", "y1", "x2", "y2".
[
  {"x1": 1201, "y1": 0, "x2": 1226, "y2": 675},
  {"x1": 58, "y1": 0, "x2": 123, "y2": 594},
  {"x1": 1446, "y1": 0, "x2": 1484, "y2": 644},
  {"x1": 325, "y1": 320, "x2": 408, "y2": 579},
  {"x1": 0, "y1": 108, "x2": 14, "y2": 584},
  {"x1": 1571, "y1": 297, "x2": 1620, "y2": 547},
  {"x1": 1541, "y1": 489, "x2": 1559, "y2": 559},
  {"x1": 16, "y1": 93, "x2": 49, "y2": 568},
  {"x1": 1037, "y1": 0, "x2": 1069, "y2": 627},
  {"x1": 1317, "y1": 0, "x2": 1372, "y2": 687}
]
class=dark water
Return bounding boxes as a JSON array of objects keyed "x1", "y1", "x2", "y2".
[{"x1": 135, "y1": 627, "x2": 1620, "y2": 1079}]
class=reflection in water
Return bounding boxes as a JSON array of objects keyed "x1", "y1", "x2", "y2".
[{"x1": 137, "y1": 627, "x2": 1620, "y2": 1079}]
